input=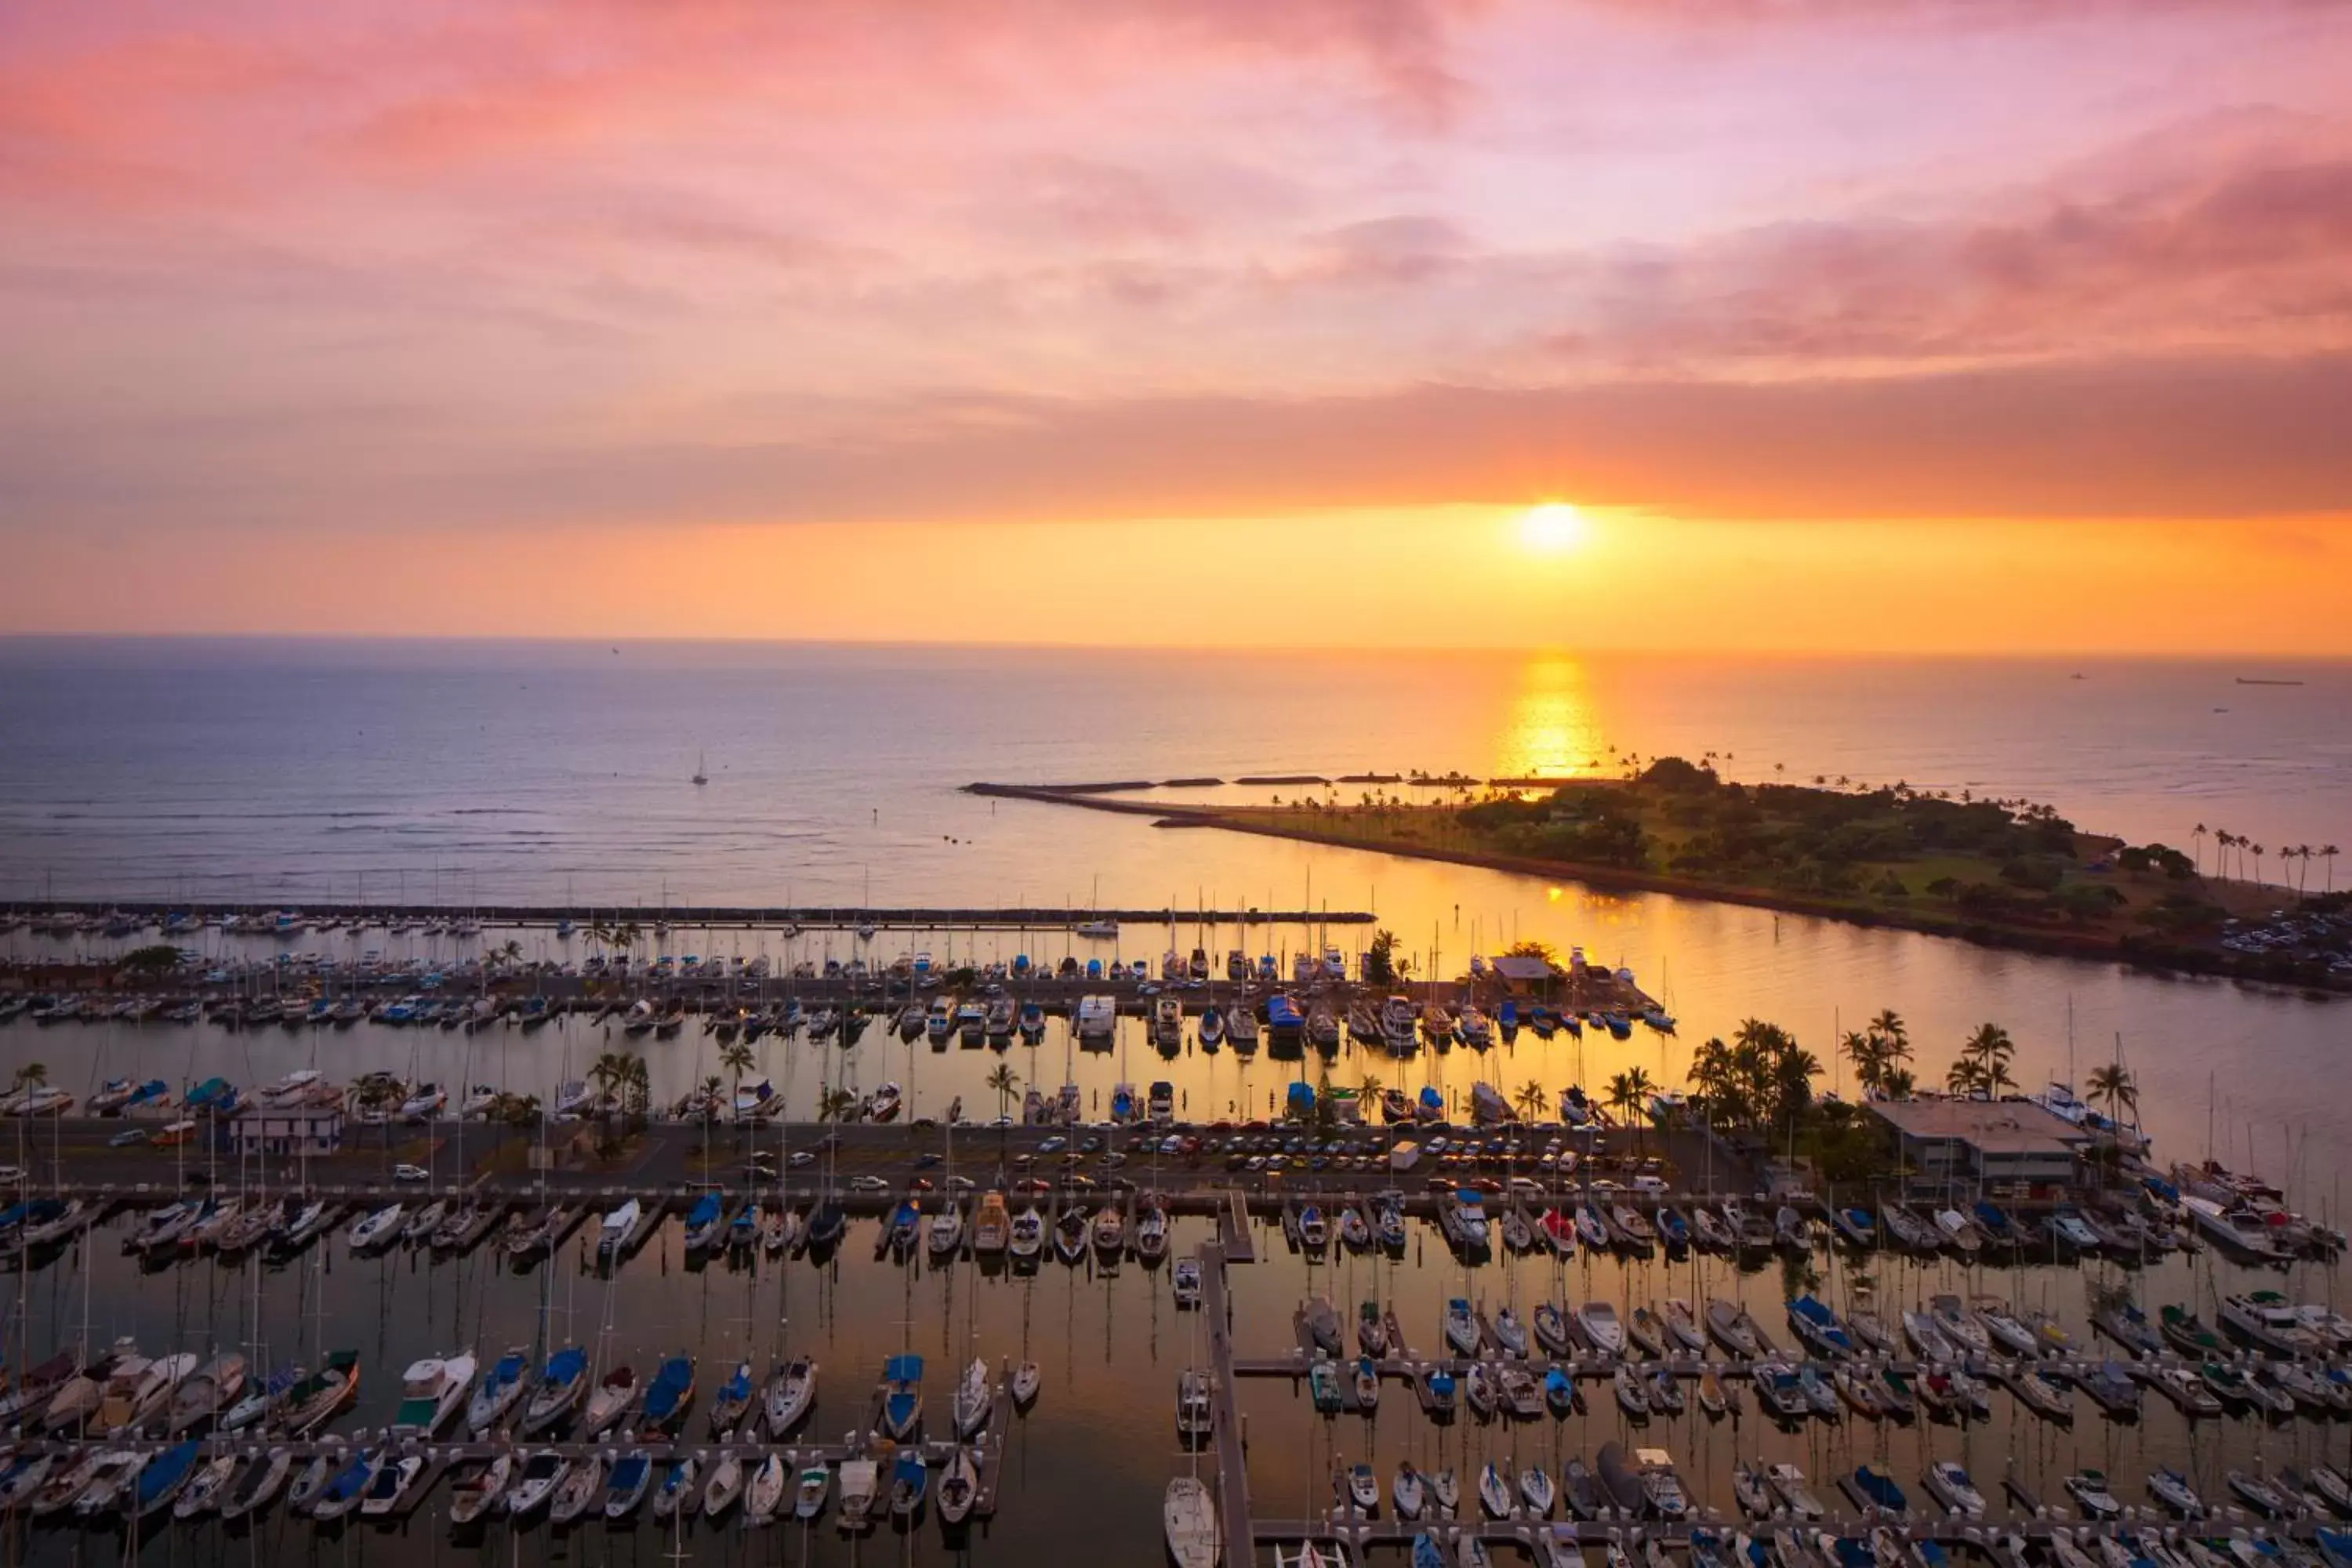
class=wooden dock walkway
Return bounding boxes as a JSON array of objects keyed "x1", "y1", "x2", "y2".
[{"x1": 1198, "y1": 1240, "x2": 1254, "y2": 1565}]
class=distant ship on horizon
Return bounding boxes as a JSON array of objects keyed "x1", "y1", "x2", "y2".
[{"x1": 2234, "y1": 677, "x2": 2306, "y2": 687}]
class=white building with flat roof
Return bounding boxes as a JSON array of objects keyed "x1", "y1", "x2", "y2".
[
  {"x1": 1868, "y1": 1097, "x2": 2092, "y2": 1196},
  {"x1": 229, "y1": 1103, "x2": 346, "y2": 1158}
]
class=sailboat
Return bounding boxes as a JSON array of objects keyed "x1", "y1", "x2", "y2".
[
  {"x1": 1165, "y1": 1475, "x2": 1221, "y2": 1568},
  {"x1": 691, "y1": 750, "x2": 709, "y2": 786}
]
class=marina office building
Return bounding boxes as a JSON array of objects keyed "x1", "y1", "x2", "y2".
[{"x1": 1867, "y1": 1098, "x2": 2095, "y2": 1199}]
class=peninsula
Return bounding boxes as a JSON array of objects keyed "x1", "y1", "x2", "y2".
[{"x1": 971, "y1": 760, "x2": 2348, "y2": 993}]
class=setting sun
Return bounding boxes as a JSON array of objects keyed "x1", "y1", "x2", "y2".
[{"x1": 1519, "y1": 503, "x2": 1593, "y2": 554}]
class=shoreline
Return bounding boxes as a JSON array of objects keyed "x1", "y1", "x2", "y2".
[{"x1": 967, "y1": 784, "x2": 2350, "y2": 998}]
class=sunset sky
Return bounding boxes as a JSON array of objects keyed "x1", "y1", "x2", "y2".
[{"x1": 5, "y1": 1, "x2": 2350, "y2": 650}]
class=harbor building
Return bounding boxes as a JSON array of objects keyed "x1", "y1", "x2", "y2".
[
  {"x1": 229, "y1": 1103, "x2": 347, "y2": 1158},
  {"x1": 1867, "y1": 1097, "x2": 2094, "y2": 1197}
]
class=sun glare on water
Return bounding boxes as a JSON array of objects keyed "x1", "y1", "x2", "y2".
[{"x1": 1518, "y1": 502, "x2": 1592, "y2": 554}]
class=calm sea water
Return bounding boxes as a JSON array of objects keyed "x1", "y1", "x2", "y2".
[
  {"x1": 2, "y1": 640, "x2": 2350, "y2": 1562},
  {"x1": 2, "y1": 640, "x2": 2347, "y2": 1179}
]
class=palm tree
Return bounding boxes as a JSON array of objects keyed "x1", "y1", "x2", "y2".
[
  {"x1": 619, "y1": 1054, "x2": 650, "y2": 1123},
  {"x1": 1605, "y1": 1066, "x2": 1655, "y2": 1149},
  {"x1": 985, "y1": 1063, "x2": 1021, "y2": 1121},
  {"x1": 817, "y1": 1087, "x2": 858, "y2": 1123},
  {"x1": 1514, "y1": 1080, "x2": 1548, "y2": 1122},
  {"x1": 2252, "y1": 843, "x2": 2265, "y2": 887},
  {"x1": 719, "y1": 1040, "x2": 757, "y2": 1136},
  {"x1": 10, "y1": 1062, "x2": 47, "y2": 1092},
  {"x1": 2326, "y1": 845, "x2": 2341, "y2": 894},
  {"x1": 1944, "y1": 1058, "x2": 1987, "y2": 1097},
  {"x1": 1768, "y1": 1044, "x2": 1820, "y2": 1142},
  {"x1": 2192, "y1": 822, "x2": 2207, "y2": 877},
  {"x1": 1868, "y1": 1010, "x2": 1908, "y2": 1055},
  {"x1": 499, "y1": 1093, "x2": 542, "y2": 1131},
  {"x1": 1962, "y1": 1022, "x2": 2016, "y2": 1094},
  {"x1": 2084, "y1": 1063, "x2": 2139, "y2": 1128},
  {"x1": 1881, "y1": 1067, "x2": 1916, "y2": 1100},
  {"x1": 1839, "y1": 1030, "x2": 1884, "y2": 1097}
]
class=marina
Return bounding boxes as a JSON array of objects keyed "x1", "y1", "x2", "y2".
[{"x1": 0, "y1": 654, "x2": 2346, "y2": 1566}]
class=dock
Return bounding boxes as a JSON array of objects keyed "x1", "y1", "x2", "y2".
[{"x1": 10, "y1": 898, "x2": 1374, "y2": 931}]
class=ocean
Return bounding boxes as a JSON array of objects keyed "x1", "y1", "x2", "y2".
[{"x1": 2, "y1": 639, "x2": 2350, "y2": 1565}]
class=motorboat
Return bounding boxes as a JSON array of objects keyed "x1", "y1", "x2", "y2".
[
  {"x1": 1577, "y1": 1301, "x2": 1626, "y2": 1356},
  {"x1": 794, "y1": 1462, "x2": 830, "y2": 1521},
  {"x1": 1053, "y1": 1207, "x2": 1089, "y2": 1264},
  {"x1": 390, "y1": 1350, "x2": 476, "y2": 1436},
  {"x1": 1011, "y1": 1360, "x2": 1041, "y2": 1406},
  {"x1": 361, "y1": 1452, "x2": 430, "y2": 1519},
  {"x1": 842, "y1": 1457, "x2": 884, "y2": 1533},
  {"x1": 104, "y1": 1352, "x2": 195, "y2": 1436},
  {"x1": 1766, "y1": 1463, "x2": 1826, "y2": 1519},
  {"x1": 596, "y1": 1200, "x2": 643, "y2": 1265},
  {"x1": 1010, "y1": 1206, "x2": 1046, "y2": 1260},
  {"x1": 1347, "y1": 1463, "x2": 1381, "y2": 1513}
]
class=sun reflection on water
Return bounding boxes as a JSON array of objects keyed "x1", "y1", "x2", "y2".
[{"x1": 1492, "y1": 652, "x2": 1609, "y2": 782}]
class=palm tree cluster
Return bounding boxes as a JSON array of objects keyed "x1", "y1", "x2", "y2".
[
  {"x1": 1943, "y1": 1022, "x2": 2017, "y2": 1098},
  {"x1": 586, "y1": 1051, "x2": 652, "y2": 1151},
  {"x1": 1838, "y1": 1008, "x2": 1917, "y2": 1100},
  {"x1": 1603, "y1": 1066, "x2": 1655, "y2": 1134},
  {"x1": 1686, "y1": 1019, "x2": 1820, "y2": 1140}
]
